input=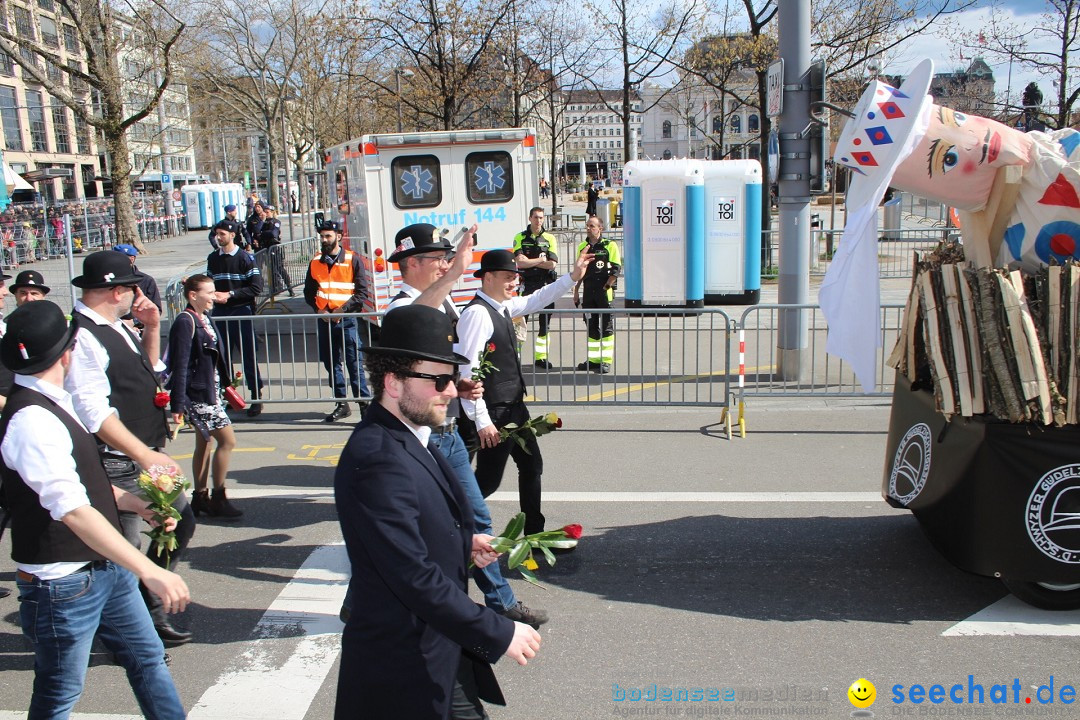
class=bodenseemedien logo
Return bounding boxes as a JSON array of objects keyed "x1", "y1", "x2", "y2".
[{"x1": 848, "y1": 678, "x2": 876, "y2": 717}]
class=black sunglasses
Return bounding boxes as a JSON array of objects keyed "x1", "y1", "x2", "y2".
[{"x1": 398, "y1": 370, "x2": 460, "y2": 392}]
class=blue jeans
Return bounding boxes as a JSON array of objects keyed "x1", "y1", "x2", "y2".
[
  {"x1": 429, "y1": 428, "x2": 517, "y2": 613},
  {"x1": 16, "y1": 562, "x2": 185, "y2": 720},
  {"x1": 316, "y1": 316, "x2": 370, "y2": 399}
]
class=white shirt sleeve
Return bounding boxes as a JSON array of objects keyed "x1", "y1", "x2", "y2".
[
  {"x1": 1, "y1": 406, "x2": 89, "y2": 521},
  {"x1": 64, "y1": 328, "x2": 119, "y2": 434},
  {"x1": 454, "y1": 304, "x2": 495, "y2": 430},
  {"x1": 505, "y1": 273, "x2": 575, "y2": 317}
]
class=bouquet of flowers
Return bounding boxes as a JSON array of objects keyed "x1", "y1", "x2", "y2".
[
  {"x1": 485, "y1": 511, "x2": 582, "y2": 586},
  {"x1": 472, "y1": 342, "x2": 498, "y2": 381},
  {"x1": 499, "y1": 412, "x2": 562, "y2": 454},
  {"x1": 136, "y1": 465, "x2": 190, "y2": 568}
]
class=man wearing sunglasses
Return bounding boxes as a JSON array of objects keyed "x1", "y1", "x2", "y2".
[
  {"x1": 384, "y1": 222, "x2": 550, "y2": 631},
  {"x1": 335, "y1": 304, "x2": 541, "y2": 720},
  {"x1": 303, "y1": 220, "x2": 370, "y2": 422},
  {"x1": 456, "y1": 246, "x2": 594, "y2": 536}
]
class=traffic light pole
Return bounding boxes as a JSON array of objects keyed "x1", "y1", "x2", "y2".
[{"x1": 776, "y1": 0, "x2": 812, "y2": 381}]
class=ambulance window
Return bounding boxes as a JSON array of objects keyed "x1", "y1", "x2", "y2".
[
  {"x1": 391, "y1": 155, "x2": 442, "y2": 209},
  {"x1": 335, "y1": 168, "x2": 350, "y2": 214},
  {"x1": 465, "y1": 151, "x2": 514, "y2": 205}
]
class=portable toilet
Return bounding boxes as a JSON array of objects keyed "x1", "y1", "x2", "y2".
[
  {"x1": 181, "y1": 185, "x2": 212, "y2": 229},
  {"x1": 701, "y1": 160, "x2": 762, "y2": 305},
  {"x1": 622, "y1": 159, "x2": 705, "y2": 308}
]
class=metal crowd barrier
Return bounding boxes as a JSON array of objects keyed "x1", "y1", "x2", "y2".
[
  {"x1": 202, "y1": 307, "x2": 734, "y2": 409},
  {"x1": 735, "y1": 303, "x2": 906, "y2": 399},
  {"x1": 761, "y1": 227, "x2": 960, "y2": 279}
]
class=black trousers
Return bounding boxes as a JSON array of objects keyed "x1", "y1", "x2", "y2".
[
  {"x1": 583, "y1": 283, "x2": 614, "y2": 339},
  {"x1": 521, "y1": 283, "x2": 554, "y2": 336},
  {"x1": 474, "y1": 402, "x2": 545, "y2": 535}
]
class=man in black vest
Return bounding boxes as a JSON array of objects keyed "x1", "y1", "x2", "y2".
[
  {"x1": 0, "y1": 300, "x2": 189, "y2": 719},
  {"x1": 66, "y1": 251, "x2": 195, "y2": 646},
  {"x1": 456, "y1": 248, "x2": 592, "y2": 534}
]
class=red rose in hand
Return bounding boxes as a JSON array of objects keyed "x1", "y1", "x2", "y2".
[
  {"x1": 154, "y1": 391, "x2": 171, "y2": 408},
  {"x1": 561, "y1": 523, "x2": 583, "y2": 540},
  {"x1": 555, "y1": 417, "x2": 563, "y2": 429},
  {"x1": 487, "y1": 342, "x2": 496, "y2": 353}
]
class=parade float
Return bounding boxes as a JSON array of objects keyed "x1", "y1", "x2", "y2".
[{"x1": 822, "y1": 59, "x2": 1080, "y2": 609}]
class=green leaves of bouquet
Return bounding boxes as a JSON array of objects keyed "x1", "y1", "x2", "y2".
[
  {"x1": 489, "y1": 511, "x2": 581, "y2": 587},
  {"x1": 136, "y1": 465, "x2": 191, "y2": 569}
]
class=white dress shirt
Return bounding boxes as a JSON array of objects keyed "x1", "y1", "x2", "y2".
[
  {"x1": 65, "y1": 301, "x2": 163, "y2": 438},
  {"x1": 2, "y1": 375, "x2": 96, "y2": 579},
  {"x1": 455, "y1": 273, "x2": 574, "y2": 430}
]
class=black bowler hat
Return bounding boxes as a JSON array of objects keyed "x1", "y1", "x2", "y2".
[
  {"x1": 362, "y1": 305, "x2": 469, "y2": 365},
  {"x1": 318, "y1": 220, "x2": 342, "y2": 233},
  {"x1": 389, "y1": 223, "x2": 453, "y2": 263},
  {"x1": 71, "y1": 251, "x2": 147, "y2": 289},
  {"x1": 1, "y1": 300, "x2": 76, "y2": 375},
  {"x1": 473, "y1": 249, "x2": 522, "y2": 278},
  {"x1": 10, "y1": 270, "x2": 49, "y2": 294}
]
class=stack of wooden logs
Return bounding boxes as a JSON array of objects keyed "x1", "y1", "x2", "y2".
[{"x1": 888, "y1": 243, "x2": 1077, "y2": 425}]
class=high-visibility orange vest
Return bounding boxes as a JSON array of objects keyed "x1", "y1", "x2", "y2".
[{"x1": 310, "y1": 251, "x2": 356, "y2": 311}]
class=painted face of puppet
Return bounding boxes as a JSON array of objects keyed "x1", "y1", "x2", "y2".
[{"x1": 891, "y1": 105, "x2": 1034, "y2": 211}]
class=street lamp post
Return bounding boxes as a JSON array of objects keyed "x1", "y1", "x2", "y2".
[{"x1": 395, "y1": 68, "x2": 413, "y2": 133}]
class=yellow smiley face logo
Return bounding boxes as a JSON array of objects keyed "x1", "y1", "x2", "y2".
[{"x1": 848, "y1": 678, "x2": 876, "y2": 709}]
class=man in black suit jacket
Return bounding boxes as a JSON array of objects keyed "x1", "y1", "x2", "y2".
[{"x1": 333, "y1": 304, "x2": 542, "y2": 720}]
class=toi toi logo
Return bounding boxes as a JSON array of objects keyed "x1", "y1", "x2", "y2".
[{"x1": 653, "y1": 201, "x2": 675, "y2": 226}]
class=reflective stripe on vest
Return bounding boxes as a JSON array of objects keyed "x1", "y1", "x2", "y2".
[{"x1": 311, "y1": 251, "x2": 356, "y2": 310}]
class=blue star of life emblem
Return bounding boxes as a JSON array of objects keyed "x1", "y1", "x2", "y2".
[
  {"x1": 401, "y1": 165, "x2": 435, "y2": 200},
  {"x1": 473, "y1": 162, "x2": 506, "y2": 195}
]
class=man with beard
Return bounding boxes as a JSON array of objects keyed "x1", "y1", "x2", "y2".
[
  {"x1": 303, "y1": 220, "x2": 370, "y2": 422},
  {"x1": 334, "y1": 304, "x2": 541, "y2": 720}
]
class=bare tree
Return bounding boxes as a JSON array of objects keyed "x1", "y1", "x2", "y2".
[
  {"x1": 954, "y1": 0, "x2": 1079, "y2": 128},
  {"x1": 0, "y1": 0, "x2": 185, "y2": 247},
  {"x1": 184, "y1": 0, "x2": 332, "y2": 207},
  {"x1": 348, "y1": 0, "x2": 515, "y2": 132},
  {"x1": 583, "y1": 0, "x2": 703, "y2": 164}
]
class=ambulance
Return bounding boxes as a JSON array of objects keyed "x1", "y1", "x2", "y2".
[{"x1": 323, "y1": 128, "x2": 540, "y2": 319}]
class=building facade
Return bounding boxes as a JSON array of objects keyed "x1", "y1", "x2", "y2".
[{"x1": 558, "y1": 89, "x2": 643, "y2": 181}]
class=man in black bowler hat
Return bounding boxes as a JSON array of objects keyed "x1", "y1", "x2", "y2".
[
  {"x1": 65, "y1": 250, "x2": 195, "y2": 646},
  {"x1": 334, "y1": 304, "x2": 542, "y2": 720},
  {"x1": 456, "y1": 247, "x2": 593, "y2": 535},
  {"x1": 10, "y1": 269, "x2": 49, "y2": 305},
  {"x1": 0, "y1": 300, "x2": 189, "y2": 718}
]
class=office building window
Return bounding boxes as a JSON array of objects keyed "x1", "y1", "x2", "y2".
[
  {"x1": 74, "y1": 111, "x2": 91, "y2": 153},
  {"x1": 40, "y1": 16, "x2": 57, "y2": 47},
  {"x1": 0, "y1": 52, "x2": 13, "y2": 77},
  {"x1": 0, "y1": 85, "x2": 22, "y2": 151},
  {"x1": 662, "y1": 120, "x2": 672, "y2": 139},
  {"x1": 13, "y1": 6, "x2": 33, "y2": 39},
  {"x1": 26, "y1": 89, "x2": 48, "y2": 151},
  {"x1": 51, "y1": 102, "x2": 70, "y2": 153},
  {"x1": 63, "y1": 24, "x2": 78, "y2": 53}
]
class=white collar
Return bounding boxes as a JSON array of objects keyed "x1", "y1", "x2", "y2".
[
  {"x1": 218, "y1": 245, "x2": 240, "y2": 256},
  {"x1": 14, "y1": 373, "x2": 71, "y2": 403},
  {"x1": 475, "y1": 290, "x2": 506, "y2": 311},
  {"x1": 74, "y1": 300, "x2": 123, "y2": 329}
]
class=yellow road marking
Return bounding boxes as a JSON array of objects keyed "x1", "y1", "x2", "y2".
[
  {"x1": 287, "y1": 442, "x2": 346, "y2": 466},
  {"x1": 573, "y1": 364, "x2": 773, "y2": 401},
  {"x1": 172, "y1": 446, "x2": 276, "y2": 460}
]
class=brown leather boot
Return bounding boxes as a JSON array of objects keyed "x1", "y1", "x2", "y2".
[{"x1": 209, "y1": 488, "x2": 243, "y2": 520}]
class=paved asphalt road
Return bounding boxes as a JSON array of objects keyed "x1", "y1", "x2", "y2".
[{"x1": 3, "y1": 399, "x2": 1079, "y2": 719}]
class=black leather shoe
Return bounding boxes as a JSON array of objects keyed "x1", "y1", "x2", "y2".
[
  {"x1": 0, "y1": 586, "x2": 10, "y2": 599},
  {"x1": 246, "y1": 403, "x2": 262, "y2": 418},
  {"x1": 598, "y1": 363, "x2": 611, "y2": 374},
  {"x1": 499, "y1": 601, "x2": 549, "y2": 629},
  {"x1": 155, "y1": 621, "x2": 193, "y2": 647},
  {"x1": 534, "y1": 359, "x2": 553, "y2": 369},
  {"x1": 325, "y1": 403, "x2": 352, "y2": 422}
]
